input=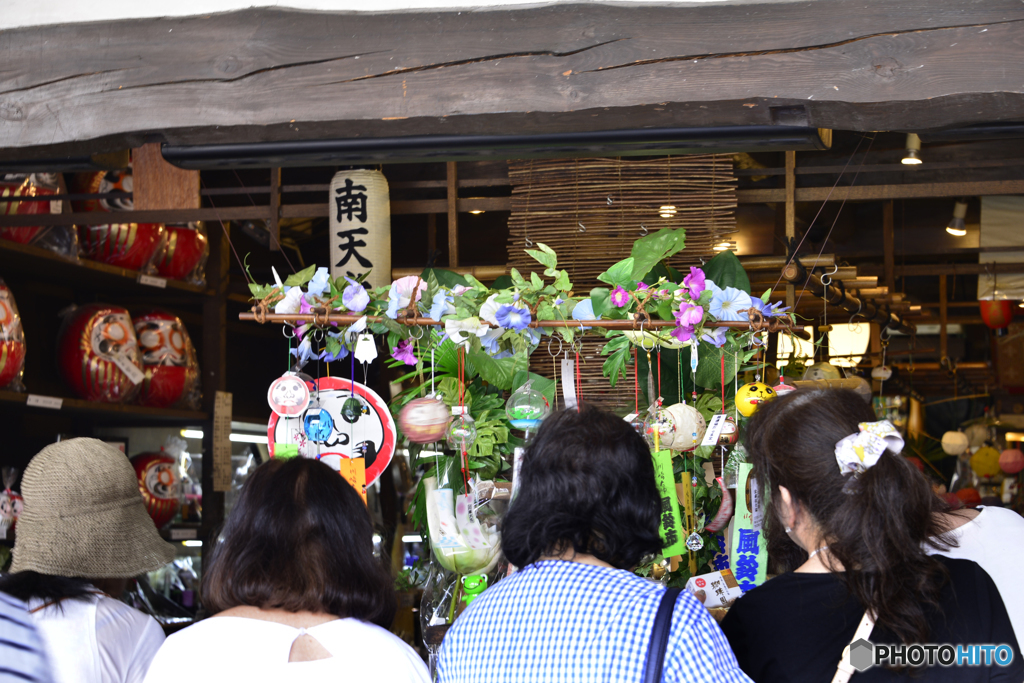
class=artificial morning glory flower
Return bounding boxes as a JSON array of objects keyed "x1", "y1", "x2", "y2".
[
  {"x1": 701, "y1": 327, "x2": 728, "y2": 348},
  {"x1": 290, "y1": 337, "x2": 316, "y2": 369},
  {"x1": 481, "y1": 328, "x2": 505, "y2": 356},
  {"x1": 319, "y1": 333, "x2": 350, "y2": 362},
  {"x1": 749, "y1": 297, "x2": 790, "y2": 318},
  {"x1": 430, "y1": 290, "x2": 455, "y2": 321},
  {"x1": 671, "y1": 325, "x2": 695, "y2": 343},
  {"x1": 572, "y1": 299, "x2": 600, "y2": 331},
  {"x1": 385, "y1": 276, "x2": 427, "y2": 319},
  {"x1": 684, "y1": 267, "x2": 706, "y2": 300},
  {"x1": 496, "y1": 305, "x2": 532, "y2": 331},
  {"x1": 306, "y1": 267, "x2": 331, "y2": 298},
  {"x1": 445, "y1": 318, "x2": 488, "y2": 348},
  {"x1": 275, "y1": 287, "x2": 304, "y2": 315},
  {"x1": 674, "y1": 303, "x2": 703, "y2": 328},
  {"x1": 610, "y1": 286, "x2": 631, "y2": 308},
  {"x1": 707, "y1": 281, "x2": 752, "y2": 322},
  {"x1": 392, "y1": 338, "x2": 418, "y2": 365},
  {"x1": 479, "y1": 293, "x2": 502, "y2": 326},
  {"x1": 342, "y1": 277, "x2": 370, "y2": 313}
]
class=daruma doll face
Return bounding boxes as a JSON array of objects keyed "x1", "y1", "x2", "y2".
[{"x1": 268, "y1": 374, "x2": 310, "y2": 416}]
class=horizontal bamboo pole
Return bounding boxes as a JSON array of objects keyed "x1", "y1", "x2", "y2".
[
  {"x1": 392, "y1": 265, "x2": 508, "y2": 280},
  {"x1": 740, "y1": 254, "x2": 835, "y2": 270},
  {"x1": 793, "y1": 378, "x2": 865, "y2": 390}
]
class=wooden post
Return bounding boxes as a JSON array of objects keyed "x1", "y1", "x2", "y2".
[
  {"x1": 883, "y1": 200, "x2": 895, "y2": 292},
  {"x1": 269, "y1": 167, "x2": 281, "y2": 251},
  {"x1": 766, "y1": 331, "x2": 779, "y2": 368},
  {"x1": 131, "y1": 142, "x2": 200, "y2": 211},
  {"x1": 784, "y1": 151, "x2": 796, "y2": 309},
  {"x1": 201, "y1": 221, "x2": 229, "y2": 568},
  {"x1": 447, "y1": 162, "x2": 459, "y2": 267},
  {"x1": 427, "y1": 213, "x2": 437, "y2": 259},
  {"x1": 939, "y1": 274, "x2": 949, "y2": 361}
]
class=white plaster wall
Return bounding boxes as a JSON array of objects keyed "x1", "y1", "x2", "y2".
[{"x1": 2, "y1": 0, "x2": 738, "y2": 31}]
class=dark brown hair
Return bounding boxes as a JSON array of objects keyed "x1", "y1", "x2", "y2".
[
  {"x1": 501, "y1": 406, "x2": 663, "y2": 569},
  {"x1": 202, "y1": 457, "x2": 395, "y2": 627},
  {"x1": 745, "y1": 388, "x2": 951, "y2": 645}
]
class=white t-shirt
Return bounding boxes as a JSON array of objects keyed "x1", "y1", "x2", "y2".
[
  {"x1": 143, "y1": 615, "x2": 431, "y2": 683},
  {"x1": 930, "y1": 505, "x2": 1024, "y2": 647},
  {"x1": 26, "y1": 593, "x2": 165, "y2": 683}
]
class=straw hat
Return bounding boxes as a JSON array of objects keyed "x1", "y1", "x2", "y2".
[{"x1": 11, "y1": 438, "x2": 176, "y2": 578}]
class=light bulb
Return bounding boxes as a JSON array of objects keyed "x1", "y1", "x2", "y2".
[{"x1": 902, "y1": 133, "x2": 923, "y2": 165}]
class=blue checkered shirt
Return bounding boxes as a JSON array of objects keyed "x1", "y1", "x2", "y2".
[{"x1": 437, "y1": 560, "x2": 751, "y2": 683}]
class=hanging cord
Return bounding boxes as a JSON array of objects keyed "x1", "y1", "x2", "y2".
[
  {"x1": 575, "y1": 343, "x2": 582, "y2": 413},
  {"x1": 634, "y1": 346, "x2": 639, "y2": 416},
  {"x1": 230, "y1": 169, "x2": 298, "y2": 273}
]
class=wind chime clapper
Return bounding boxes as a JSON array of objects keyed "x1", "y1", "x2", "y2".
[{"x1": 239, "y1": 310, "x2": 811, "y2": 338}]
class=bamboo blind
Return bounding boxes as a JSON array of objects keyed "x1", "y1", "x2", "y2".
[{"x1": 506, "y1": 155, "x2": 737, "y2": 412}]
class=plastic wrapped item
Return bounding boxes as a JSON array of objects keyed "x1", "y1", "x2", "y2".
[
  {"x1": 57, "y1": 303, "x2": 144, "y2": 403},
  {"x1": 130, "y1": 450, "x2": 181, "y2": 530},
  {"x1": 0, "y1": 174, "x2": 79, "y2": 259},
  {"x1": 133, "y1": 310, "x2": 201, "y2": 409},
  {"x1": 71, "y1": 170, "x2": 165, "y2": 271},
  {"x1": 0, "y1": 279, "x2": 26, "y2": 391},
  {"x1": 128, "y1": 557, "x2": 200, "y2": 626},
  {"x1": 0, "y1": 467, "x2": 23, "y2": 540},
  {"x1": 423, "y1": 474, "x2": 503, "y2": 576},
  {"x1": 150, "y1": 223, "x2": 208, "y2": 286}
]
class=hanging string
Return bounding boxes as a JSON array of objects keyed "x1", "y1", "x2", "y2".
[
  {"x1": 656, "y1": 348, "x2": 662, "y2": 403},
  {"x1": 677, "y1": 349, "x2": 683, "y2": 406},
  {"x1": 575, "y1": 346, "x2": 582, "y2": 413},
  {"x1": 430, "y1": 347, "x2": 436, "y2": 397},
  {"x1": 634, "y1": 347, "x2": 639, "y2": 415},
  {"x1": 721, "y1": 353, "x2": 726, "y2": 413}
]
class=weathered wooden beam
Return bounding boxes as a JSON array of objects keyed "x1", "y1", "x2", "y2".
[
  {"x1": 861, "y1": 262, "x2": 1024, "y2": 277},
  {"x1": 737, "y1": 179, "x2": 1024, "y2": 203},
  {"x1": 3, "y1": 2, "x2": 1024, "y2": 157},
  {"x1": 132, "y1": 142, "x2": 199, "y2": 210},
  {"x1": 740, "y1": 254, "x2": 835, "y2": 270},
  {"x1": 268, "y1": 168, "x2": 281, "y2": 252},
  {"x1": 447, "y1": 162, "x2": 459, "y2": 268}
]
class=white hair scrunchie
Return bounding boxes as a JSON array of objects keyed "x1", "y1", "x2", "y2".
[{"x1": 834, "y1": 420, "x2": 905, "y2": 479}]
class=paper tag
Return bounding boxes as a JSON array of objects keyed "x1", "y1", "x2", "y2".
[
  {"x1": 690, "y1": 338, "x2": 699, "y2": 372},
  {"x1": 109, "y1": 353, "x2": 145, "y2": 385},
  {"x1": 337, "y1": 457, "x2": 367, "y2": 504},
  {"x1": 427, "y1": 488, "x2": 466, "y2": 549},
  {"x1": 731, "y1": 463, "x2": 768, "y2": 592},
  {"x1": 560, "y1": 358, "x2": 577, "y2": 409},
  {"x1": 750, "y1": 476, "x2": 764, "y2": 530},
  {"x1": 623, "y1": 412, "x2": 638, "y2": 424},
  {"x1": 652, "y1": 450, "x2": 686, "y2": 557},
  {"x1": 137, "y1": 274, "x2": 167, "y2": 289},
  {"x1": 49, "y1": 199, "x2": 62, "y2": 214},
  {"x1": 26, "y1": 394, "x2": 63, "y2": 410},
  {"x1": 701, "y1": 413, "x2": 728, "y2": 447},
  {"x1": 455, "y1": 494, "x2": 491, "y2": 549},
  {"x1": 511, "y1": 446, "x2": 525, "y2": 499},
  {"x1": 170, "y1": 527, "x2": 198, "y2": 540}
]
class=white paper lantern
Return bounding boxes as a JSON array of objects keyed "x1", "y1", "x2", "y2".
[
  {"x1": 941, "y1": 431, "x2": 970, "y2": 456},
  {"x1": 329, "y1": 170, "x2": 391, "y2": 290},
  {"x1": 965, "y1": 423, "x2": 989, "y2": 449},
  {"x1": 802, "y1": 362, "x2": 841, "y2": 381}
]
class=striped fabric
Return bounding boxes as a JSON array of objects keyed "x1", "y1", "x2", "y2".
[
  {"x1": 0, "y1": 591, "x2": 51, "y2": 682},
  {"x1": 437, "y1": 560, "x2": 751, "y2": 683}
]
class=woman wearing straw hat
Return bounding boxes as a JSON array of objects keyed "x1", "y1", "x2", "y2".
[{"x1": 0, "y1": 438, "x2": 176, "y2": 683}]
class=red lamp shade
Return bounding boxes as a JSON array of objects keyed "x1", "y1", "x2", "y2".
[
  {"x1": 130, "y1": 451, "x2": 181, "y2": 529},
  {"x1": 979, "y1": 300, "x2": 1013, "y2": 330}
]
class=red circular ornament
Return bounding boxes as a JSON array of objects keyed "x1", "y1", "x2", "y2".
[
  {"x1": 979, "y1": 300, "x2": 1013, "y2": 330},
  {"x1": 130, "y1": 451, "x2": 181, "y2": 529},
  {"x1": 398, "y1": 397, "x2": 450, "y2": 444},
  {"x1": 134, "y1": 310, "x2": 199, "y2": 408},
  {"x1": 156, "y1": 224, "x2": 208, "y2": 280},
  {"x1": 57, "y1": 304, "x2": 143, "y2": 403},
  {"x1": 268, "y1": 373, "x2": 311, "y2": 417},
  {"x1": 999, "y1": 448, "x2": 1024, "y2": 475},
  {"x1": 267, "y1": 377, "x2": 396, "y2": 486}
]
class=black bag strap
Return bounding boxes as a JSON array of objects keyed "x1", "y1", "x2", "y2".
[{"x1": 642, "y1": 587, "x2": 682, "y2": 683}]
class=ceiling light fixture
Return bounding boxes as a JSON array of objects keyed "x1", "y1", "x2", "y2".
[
  {"x1": 946, "y1": 199, "x2": 968, "y2": 236},
  {"x1": 713, "y1": 241, "x2": 733, "y2": 252},
  {"x1": 468, "y1": 210, "x2": 484, "y2": 215},
  {"x1": 901, "y1": 133, "x2": 923, "y2": 165}
]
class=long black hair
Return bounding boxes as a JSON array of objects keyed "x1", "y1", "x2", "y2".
[
  {"x1": 745, "y1": 388, "x2": 953, "y2": 645},
  {"x1": 0, "y1": 571, "x2": 94, "y2": 605},
  {"x1": 501, "y1": 406, "x2": 663, "y2": 570},
  {"x1": 201, "y1": 457, "x2": 395, "y2": 627}
]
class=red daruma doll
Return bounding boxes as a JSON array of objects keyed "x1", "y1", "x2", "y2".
[
  {"x1": 130, "y1": 451, "x2": 181, "y2": 529},
  {"x1": 72, "y1": 170, "x2": 164, "y2": 271},
  {"x1": 57, "y1": 304, "x2": 144, "y2": 403},
  {"x1": 153, "y1": 223, "x2": 209, "y2": 285},
  {"x1": 134, "y1": 310, "x2": 200, "y2": 409},
  {"x1": 0, "y1": 279, "x2": 26, "y2": 391},
  {"x1": 0, "y1": 174, "x2": 79, "y2": 258}
]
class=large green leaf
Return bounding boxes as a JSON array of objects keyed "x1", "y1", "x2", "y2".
[
  {"x1": 597, "y1": 258, "x2": 636, "y2": 288},
  {"x1": 629, "y1": 228, "x2": 687, "y2": 281},
  {"x1": 468, "y1": 348, "x2": 527, "y2": 390},
  {"x1": 703, "y1": 250, "x2": 750, "y2": 293},
  {"x1": 283, "y1": 264, "x2": 317, "y2": 287},
  {"x1": 694, "y1": 344, "x2": 739, "y2": 389},
  {"x1": 421, "y1": 267, "x2": 469, "y2": 289}
]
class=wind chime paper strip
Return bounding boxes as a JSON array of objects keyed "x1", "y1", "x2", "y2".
[
  {"x1": 329, "y1": 170, "x2": 391, "y2": 290},
  {"x1": 560, "y1": 357, "x2": 577, "y2": 409},
  {"x1": 701, "y1": 413, "x2": 729, "y2": 447},
  {"x1": 730, "y1": 463, "x2": 768, "y2": 592},
  {"x1": 653, "y1": 449, "x2": 686, "y2": 557},
  {"x1": 337, "y1": 457, "x2": 367, "y2": 504}
]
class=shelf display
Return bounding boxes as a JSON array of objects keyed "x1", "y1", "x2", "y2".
[
  {"x1": 72, "y1": 170, "x2": 166, "y2": 270},
  {"x1": 58, "y1": 303, "x2": 145, "y2": 403},
  {"x1": 131, "y1": 450, "x2": 182, "y2": 530},
  {"x1": 0, "y1": 174, "x2": 79, "y2": 259},
  {"x1": 0, "y1": 279, "x2": 25, "y2": 391},
  {"x1": 134, "y1": 310, "x2": 201, "y2": 409},
  {"x1": 151, "y1": 222, "x2": 209, "y2": 285}
]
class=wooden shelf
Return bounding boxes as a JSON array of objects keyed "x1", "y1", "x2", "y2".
[
  {"x1": 0, "y1": 238, "x2": 208, "y2": 296},
  {"x1": 0, "y1": 390, "x2": 208, "y2": 423}
]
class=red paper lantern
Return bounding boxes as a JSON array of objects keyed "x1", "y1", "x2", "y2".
[
  {"x1": 133, "y1": 310, "x2": 199, "y2": 408},
  {"x1": 955, "y1": 487, "x2": 982, "y2": 508},
  {"x1": 999, "y1": 448, "x2": 1024, "y2": 475},
  {"x1": 979, "y1": 300, "x2": 1013, "y2": 330},
  {"x1": 130, "y1": 451, "x2": 181, "y2": 529},
  {"x1": 155, "y1": 224, "x2": 208, "y2": 280},
  {"x1": 57, "y1": 304, "x2": 143, "y2": 403}
]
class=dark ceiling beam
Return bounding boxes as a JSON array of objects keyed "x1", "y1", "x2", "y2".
[
  {"x1": 736, "y1": 179, "x2": 1024, "y2": 203},
  {"x1": 2, "y1": 2, "x2": 1024, "y2": 158}
]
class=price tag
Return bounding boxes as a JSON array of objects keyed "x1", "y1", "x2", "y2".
[
  {"x1": 750, "y1": 476, "x2": 764, "y2": 530},
  {"x1": 26, "y1": 394, "x2": 63, "y2": 410},
  {"x1": 170, "y1": 527, "x2": 198, "y2": 540},
  {"x1": 110, "y1": 353, "x2": 145, "y2": 385},
  {"x1": 701, "y1": 413, "x2": 728, "y2": 447},
  {"x1": 137, "y1": 274, "x2": 167, "y2": 289},
  {"x1": 49, "y1": 200, "x2": 63, "y2": 214}
]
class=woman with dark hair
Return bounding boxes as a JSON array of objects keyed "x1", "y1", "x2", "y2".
[
  {"x1": 437, "y1": 407, "x2": 750, "y2": 683},
  {"x1": 143, "y1": 457, "x2": 428, "y2": 682},
  {"x1": 721, "y1": 389, "x2": 1022, "y2": 682}
]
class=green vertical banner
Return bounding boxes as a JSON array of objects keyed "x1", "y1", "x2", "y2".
[
  {"x1": 730, "y1": 462, "x2": 768, "y2": 592},
  {"x1": 652, "y1": 449, "x2": 686, "y2": 557}
]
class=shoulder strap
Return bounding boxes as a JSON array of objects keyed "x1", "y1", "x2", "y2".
[
  {"x1": 643, "y1": 587, "x2": 681, "y2": 683},
  {"x1": 832, "y1": 611, "x2": 876, "y2": 683}
]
